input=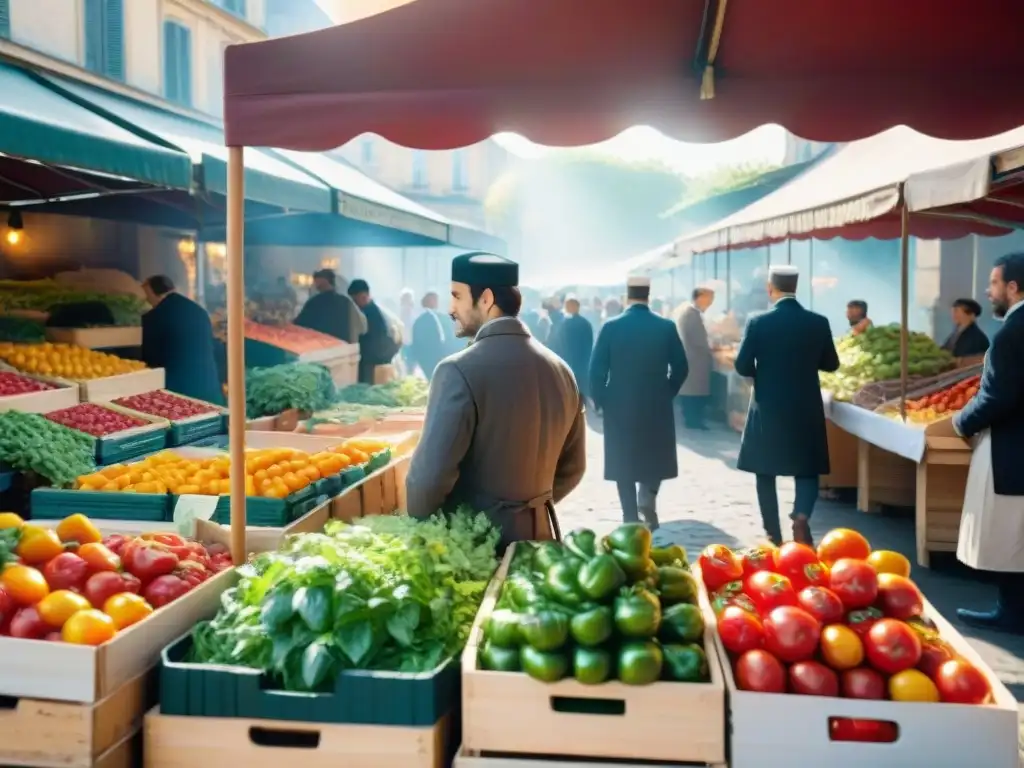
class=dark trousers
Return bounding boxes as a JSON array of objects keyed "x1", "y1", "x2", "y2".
[
  {"x1": 994, "y1": 572, "x2": 1024, "y2": 613},
  {"x1": 616, "y1": 481, "x2": 661, "y2": 529},
  {"x1": 679, "y1": 395, "x2": 708, "y2": 427},
  {"x1": 755, "y1": 474, "x2": 819, "y2": 542}
]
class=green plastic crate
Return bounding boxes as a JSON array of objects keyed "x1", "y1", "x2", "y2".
[
  {"x1": 170, "y1": 484, "x2": 317, "y2": 527},
  {"x1": 97, "y1": 429, "x2": 169, "y2": 464},
  {"x1": 366, "y1": 448, "x2": 392, "y2": 473},
  {"x1": 168, "y1": 414, "x2": 226, "y2": 447},
  {"x1": 314, "y1": 465, "x2": 366, "y2": 498},
  {"x1": 160, "y1": 633, "x2": 459, "y2": 726},
  {"x1": 31, "y1": 488, "x2": 170, "y2": 521}
]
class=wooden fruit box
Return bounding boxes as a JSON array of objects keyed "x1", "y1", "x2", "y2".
[
  {"x1": 0, "y1": 667, "x2": 153, "y2": 768},
  {"x1": 461, "y1": 546, "x2": 727, "y2": 765},
  {"x1": 53, "y1": 401, "x2": 171, "y2": 464},
  {"x1": 703, "y1": 576, "x2": 1019, "y2": 767},
  {"x1": 45, "y1": 326, "x2": 143, "y2": 350},
  {"x1": 820, "y1": 418, "x2": 858, "y2": 491},
  {"x1": 111, "y1": 390, "x2": 227, "y2": 447},
  {"x1": 915, "y1": 416, "x2": 972, "y2": 567},
  {"x1": 143, "y1": 708, "x2": 450, "y2": 768},
  {"x1": 0, "y1": 375, "x2": 80, "y2": 414},
  {"x1": 856, "y1": 439, "x2": 916, "y2": 513},
  {"x1": 76, "y1": 367, "x2": 166, "y2": 404},
  {"x1": 453, "y1": 749, "x2": 727, "y2": 768}
]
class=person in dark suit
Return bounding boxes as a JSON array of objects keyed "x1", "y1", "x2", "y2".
[
  {"x1": 557, "y1": 295, "x2": 593, "y2": 397},
  {"x1": 141, "y1": 275, "x2": 223, "y2": 405},
  {"x1": 952, "y1": 253, "x2": 1024, "y2": 632},
  {"x1": 293, "y1": 269, "x2": 365, "y2": 343},
  {"x1": 410, "y1": 291, "x2": 451, "y2": 381},
  {"x1": 942, "y1": 298, "x2": 991, "y2": 358},
  {"x1": 348, "y1": 279, "x2": 401, "y2": 384},
  {"x1": 734, "y1": 265, "x2": 839, "y2": 546},
  {"x1": 590, "y1": 276, "x2": 688, "y2": 530}
]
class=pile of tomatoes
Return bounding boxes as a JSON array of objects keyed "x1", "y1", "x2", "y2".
[
  {"x1": 698, "y1": 528, "x2": 992, "y2": 706},
  {"x1": 0, "y1": 512, "x2": 232, "y2": 645}
]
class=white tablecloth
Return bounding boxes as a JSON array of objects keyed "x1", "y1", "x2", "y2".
[{"x1": 828, "y1": 401, "x2": 926, "y2": 463}]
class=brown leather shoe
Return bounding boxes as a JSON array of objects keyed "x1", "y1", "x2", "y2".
[{"x1": 792, "y1": 518, "x2": 814, "y2": 547}]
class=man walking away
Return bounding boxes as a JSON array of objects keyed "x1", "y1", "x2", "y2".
[
  {"x1": 677, "y1": 287, "x2": 715, "y2": 430},
  {"x1": 410, "y1": 291, "x2": 451, "y2": 381},
  {"x1": 590, "y1": 276, "x2": 688, "y2": 530},
  {"x1": 559, "y1": 295, "x2": 594, "y2": 397},
  {"x1": 294, "y1": 268, "x2": 366, "y2": 343},
  {"x1": 347, "y1": 279, "x2": 401, "y2": 384},
  {"x1": 735, "y1": 266, "x2": 840, "y2": 546}
]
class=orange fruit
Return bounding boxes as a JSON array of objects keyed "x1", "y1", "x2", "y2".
[
  {"x1": 820, "y1": 624, "x2": 864, "y2": 670},
  {"x1": 866, "y1": 550, "x2": 911, "y2": 578},
  {"x1": 1, "y1": 564, "x2": 50, "y2": 605},
  {"x1": 16, "y1": 527, "x2": 65, "y2": 565},
  {"x1": 817, "y1": 528, "x2": 871, "y2": 566},
  {"x1": 103, "y1": 593, "x2": 154, "y2": 630},
  {"x1": 888, "y1": 669, "x2": 940, "y2": 702}
]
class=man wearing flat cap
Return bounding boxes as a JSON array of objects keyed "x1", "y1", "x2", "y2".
[
  {"x1": 589, "y1": 276, "x2": 688, "y2": 530},
  {"x1": 405, "y1": 252, "x2": 587, "y2": 550},
  {"x1": 734, "y1": 265, "x2": 840, "y2": 546}
]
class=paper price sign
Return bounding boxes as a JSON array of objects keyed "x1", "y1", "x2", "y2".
[{"x1": 173, "y1": 494, "x2": 220, "y2": 536}]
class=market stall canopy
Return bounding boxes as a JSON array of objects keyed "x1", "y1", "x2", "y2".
[
  {"x1": 671, "y1": 126, "x2": 1024, "y2": 259},
  {"x1": 222, "y1": 0, "x2": 1024, "y2": 151},
  {"x1": 0, "y1": 63, "x2": 192, "y2": 201}
]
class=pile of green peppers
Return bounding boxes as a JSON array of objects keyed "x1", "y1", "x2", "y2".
[{"x1": 479, "y1": 523, "x2": 710, "y2": 686}]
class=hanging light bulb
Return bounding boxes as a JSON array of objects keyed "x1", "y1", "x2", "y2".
[{"x1": 5, "y1": 210, "x2": 23, "y2": 247}]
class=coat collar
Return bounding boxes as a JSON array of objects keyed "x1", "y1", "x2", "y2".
[
  {"x1": 626, "y1": 303, "x2": 651, "y2": 314},
  {"x1": 772, "y1": 296, "x2": 801, "y2": 311},
  {"x1": 474, "y1": 316, "x2": 529, "y2": 343}
]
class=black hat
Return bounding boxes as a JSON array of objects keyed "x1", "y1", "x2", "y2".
[
  {"x1": 347, "y1": 279, "x2": 370, "y2": 295},
  {"x1": 451, "y1": 252, "x2": 518, "y2": 287}
]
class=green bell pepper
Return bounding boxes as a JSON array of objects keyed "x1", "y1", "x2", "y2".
[
  {"x1": 542, "y1": 560, "x2": 586, "y2": 608},
  {"x1": 662, "y1": 643, "x2": 709, "y2": 682},
  {"x1": 533, "y1": 541, "x2": 567, "y2": 572},
  {"x1": 570, "y1": 605, "x2": 613, "y2": 647},
  {"x1": 521, "y1": 645, "x2": 569, "y2": 682},
  {"x1": 603, "y1": 522, "x2": 652, "y2": 558},
  {"x1": 659, "y1": 603, "x2": 705, "y2": 644},
  {"x1": 607, "y1": 550, "x2": 655, "y2": 582},
  {"x1": 484, "y1": 609, "x2": 523, "y2": 648},
  {"x1": 657, "y1": 566, "x2": 698, "y2": 605},
  {"x1": 479, "y1": 640, "x2": 522, "y2": 672},
  {"x1": 574, "y1": 646, "x2": 612, "y2": 685},
  {"x1": 564, "y1": 528, "x2": 599, "y2": 560},
  {"x1": 577, "y1": 554, "x2": 626, "y2": 601},
  {"x1": 520, "y1": 609, "x2": 570, "y2": 651},
  {"x1": 506, "y1": 574, "x2": 543, "y2": 611},
  {"x1": 651, "y1": 544, "x2": 688, "y2": 567},
  {"x1": 613, "y1": 587, "x2": 662, "y2": 638},
  {"x1": 618, "y1": 640, "x2": 663, "y2": 685}
]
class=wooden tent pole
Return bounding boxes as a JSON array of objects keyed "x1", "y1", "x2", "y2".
[
  {"x1": 227, "y1": 146, "x2": 247, "y2": 565},
  {"x1": 899, "y1": 196, "x2": 910, "y2": 422}
]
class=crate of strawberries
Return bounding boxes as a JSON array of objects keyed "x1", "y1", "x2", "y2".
[
  {"x1": 0, "y1": 369, "x2": 79, "y2": 414},
  {"x1": 0, "y1": 512, "x2": 234, "y2": 703},
  {"x1": 699, "y1": 528, "x2": 1019, "y2": 768},
  {"x1": 44, "y1": 402, "x2": 169, "y2": 464},
  {"x1": 113, "y1": 390, "x2": 227, "y2": 447}
]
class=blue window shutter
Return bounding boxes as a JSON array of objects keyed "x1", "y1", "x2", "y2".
[
  {"x1": 180, "y1": 26, "x2": 192, "y2": 106},
  {"x1": 164, "y1": 21, "x2": 192, "y2": 106},
  {"x1": 104, "y1": 0, "x2": 124, "y2": 80},
  {"x1": 0, "y1": 0, "x2": 10, "y2": 39},
  {"x1": 84, "y1": 0, "x2": 102, "y2": 72}
]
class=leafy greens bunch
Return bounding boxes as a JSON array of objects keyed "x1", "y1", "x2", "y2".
[
  {"x1": 190, "y1": 507, "x2": 499, "y2": 692},
  {"x1": 245, "y1": 363, "x2": 336, "y2": 418}
]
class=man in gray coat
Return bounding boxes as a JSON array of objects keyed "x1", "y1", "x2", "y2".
[
  {"x1": 590, "y1": 276, "x2": 688, "y2": 530},
  {"x1": 677, "y1": 287, "x2": 715, "y2": 430},
  {"x1": 405, "y1": 252, "x2": 587, "y2": 551}
]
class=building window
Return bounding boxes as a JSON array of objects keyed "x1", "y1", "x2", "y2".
[
  {"x1": 411, "y1": 150, "x2": 428, "y2": 189},
  {"x1": 84, "y1": 0, "x2": 125, "y2": 81},
  {"x1": 360, "y1": 138, "x2": 375, "y2": 166},
  {"x1": 163, "y1": 21, "x2": 193, "y2": 107},
  {"x1": 0, "y1": 0, "x2": 10, "y2": 39},
  {"x1": 217, "y1": 0, "x2": 247, "y2": 19},
  {"x1": 451, "y1": 149, "x2": 469, "y2": 192}
]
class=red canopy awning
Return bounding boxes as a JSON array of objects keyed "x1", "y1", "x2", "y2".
[{"x1": 224, "y1": 0, "x2": 1024, "y2": 151}]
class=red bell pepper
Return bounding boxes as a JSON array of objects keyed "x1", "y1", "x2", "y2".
[
  {"x1": 142, "y1": 574, "x2": 191, "y2": 608},
  {"x1": 122, "y1": 539, "x2": 179, "y2": 582}
]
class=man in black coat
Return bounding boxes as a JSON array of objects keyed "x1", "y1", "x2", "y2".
[
  {"x1": 141, "y1": 275, "x2": 223, "y2": 405},
  {"x1": 590, "y1": 277, "x2": 688, "y2": 530},
  {"x1": 953, "y1": 253, "x2": 1024, "y2": 632},
  {"x1": 293, "y1": 269, "x2": 365, "y2": 343},
  {"x1": 348, "y1": 279, "x2": 401, "y2": 384},
  {"x1": 557, "y1": 296, "x2": 593, "y2": 397},
  {"x1": 942, "y1": 297, "x2": 991, "y2": 358},
  {"x1": 734, "y1": 265, "x2": 839, "y2": 546},
  {"x1": 410, "y1": 291, "x2": 452, "y2": 382}
]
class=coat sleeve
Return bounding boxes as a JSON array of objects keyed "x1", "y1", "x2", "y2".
[
  {"x1": 734, "y1": 315, "x2": 757, "y2": 377},
  {"x1": 588, "y1": 324, "x2": 611, "y2": 409},
  {"x1": 819, "y1": 318, "x2": 841, "y2": 372},
  {"x1": 667, "y1": 321, "x2": 689, "y2": 392},
  {"x1": 553, "y1": 395, "x2": 587, "y2": 503},
  {"x1": 405, "y1": 360, "x2": 476, "y2": 517},
  {"x1": 954, "y1": 326, "x2": 1024, "y2": 438}
]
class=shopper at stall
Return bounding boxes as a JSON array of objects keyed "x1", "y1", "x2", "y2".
[
  {"x1": 140, "y1": 275, "x2": 223, "y2": 405},
  {"x1": 846, "y1": 299, "x2": 873, "y2": 335},
  {"x1": 952, "y1": 253, "x2": 1024, "y2": 633},
  {"x1": 293, "y1": 268, "x2": 366, "y2": 344},
  {"x1": 734, "y1": 265, "x2": 839, "y2": 546},
  {"x1": 942, "y1": 298, "x2": 991, "y2": 358},
  {"x1": 677, "y1": 286, "x2": 715, "y2": 430},
  {"x1": 558, "y1": 295, "x2": 594, "y2": 397},
  {"x1": 589, "y1": 276, "x2": 688, "y2": 530},
  {"x1": 410, "y1": 291, "x2": 449, "y2": 381},
  {"x1": 405, "y1": 252, "x2": 586, "y2": 550},
  {"x1": 347, "y1": 279, "x2": 401, "y2": 384},
  {"x1": 398, "y1": 288, "x2": 418, "y2": 374}
]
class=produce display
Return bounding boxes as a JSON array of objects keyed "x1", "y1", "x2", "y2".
[
  {"x1": 479, "y1": 524, "x2": 710, "y2": 686},
  {"x1": 0, "y1": 316, "x2": 45, "y2": 343},
  {"x1": 338, "y1": 378, "x2": 430, "y2": 408},
  {"x1": 114, "y1": 390, "x2": 219, "y2": 420},
  {"x1": 245, "y1": 363, "x2": 336, "y2": 418},
  {"x1": 701, "y1": 528, "x2": 992, "y2": 706},
  {"x1": 0, "y1": 342, "x2": 147, "y2": 380},
  {"x1": 45, "y1": 403, "x2": 148, "y2": 438},
  {"x1": 0, "y1": 513, "x2": 231, "y2": 644},
  {"x1": 0, "y1": 371, "x2": 57, "y2": 397},
  {"x1": 882, "y1": 374, "x2": 981, "y2": 425},
  {"x1": 188, "y1": 509, "x2": 499, "y2": 690},
  {"x1": 0, "y1": 280, "x2": 147, "y2": 326},
  {"x1": 0, "y1": 410, "x2": 96, "y2": 487},
  {"x1": 245, "y1": 320, "x2": 345, "y2": 354},
  {"x1": 819, "y1": 326, "x2": 954, "y2": 401}
]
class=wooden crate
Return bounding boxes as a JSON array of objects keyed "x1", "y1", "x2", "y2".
[
  {"x1": 461, "y1": 547, "x2": 727, "y2": 765},
  {"x1": 856, "y1": 439, "x2": 916, "y2": 512},
  {"x1": 0, "y1": 669, "x2": 152, "y2": 768},
  {"x1": 245, "y1": 408, "x2": 307, "y2": 432},
  {"x1": 46, "y1": 327, "x2": 143, "y2": 349},
  {"x1": 820, "y1": 418, "x2": 858, "y2": 490},
  {"x1": 79, "y1": 368, "x2": 166, "y2": 403},
  {"x1": 0, "y1": 378, "x2": 79, "y2": 413},
  {"x1": 143, "y1": 708, "x2": 449, "y2": 768},
  {"x1": 453, "y1": 748, "x2": 727, "y2": 768},
  {"x1": 915, "y1": 417, "x2": 972, "y2": 567}
]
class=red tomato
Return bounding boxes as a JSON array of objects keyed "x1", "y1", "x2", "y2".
[
  {"x1": 918, "y1": 640, "x2": 957, "y2": 678},
  {"x1": 141, "y1": 574, "x2": 191, "y2": 608},
  {"x1": 744, "y1": 571, "x2": 798, "y2": 614},
  {"x1": 817, "y1": 528, "x2": 871, "y2": 566},
  {"x1": 738, "y1": 544, "x2": 777, "y2": 577},
  {"x1": 42, "y1": 552, "x2": 90, "y2": 591},
  {"x1": 8, "y1": 605, "x2": 49, "y2": 639},
  {"x1": 774, "y1": 543, "x2": 827, "y2": 591},
  {"x1": 846, "y1": 607, "x2": 884, "y2": 639},
  {"x1": 828, "y1": 558, "x2": 879, "y2": 609},
  {"x1": 875, "y1": 573, "x2": 924, "y2": 620},
  {"x1": 789, "y1": 660, "x2": 839, "y2": 696},
  {"x1": 763, "y1": 605, "x2": 821, "y2": 663},
  {"x1": 797, "y1": 586, "x2": 845, "y2": 625},
  {"x1": 0, "y1": 584, "x2": 14, "y2": 629},
  {"x1": 840, "y1": 667, "x2": 886, "y2": 699},
  {"x1": 734, "y1": 649, "x2": 786, "y2": 693},
  {"x1": 83, "y1": 571, "x2": 134, "y2": 609},
  {"x1": 864, "y1": 618, "x2": 922, "y2": 674},
  {"x1": 698, "y1": 545, "x2": 743, "y2": 592},
  {"x1": 934, "y1": 659, "x2": 991, "y2": 705},
  {"x1": 717, "y1": 605, "x2": 765, "y2": 654},
  {"x1": 711, "y1": 592, "x2": 757, "y2": 616}
]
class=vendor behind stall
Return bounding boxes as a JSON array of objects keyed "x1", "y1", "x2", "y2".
[
  {"x1": 141, "y1": 275, "x2": 222, "y2": 405},
  {"x1": 293, "y1": 268, "x2": 365, "y2": 344},
  {"x1": 942, "y1": 298, "x2": 990, "y2": 358},
  {"x1": 846, "y1": 299, "x2": 873, "y2": 335},
  {"x1": 347, "y1": 279, "x2": 401, "y2": 384}
]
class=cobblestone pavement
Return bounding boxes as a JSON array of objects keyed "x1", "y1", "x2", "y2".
[{"x1": 558, "y1": 418, "x2": 1024, "y2": 751}]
